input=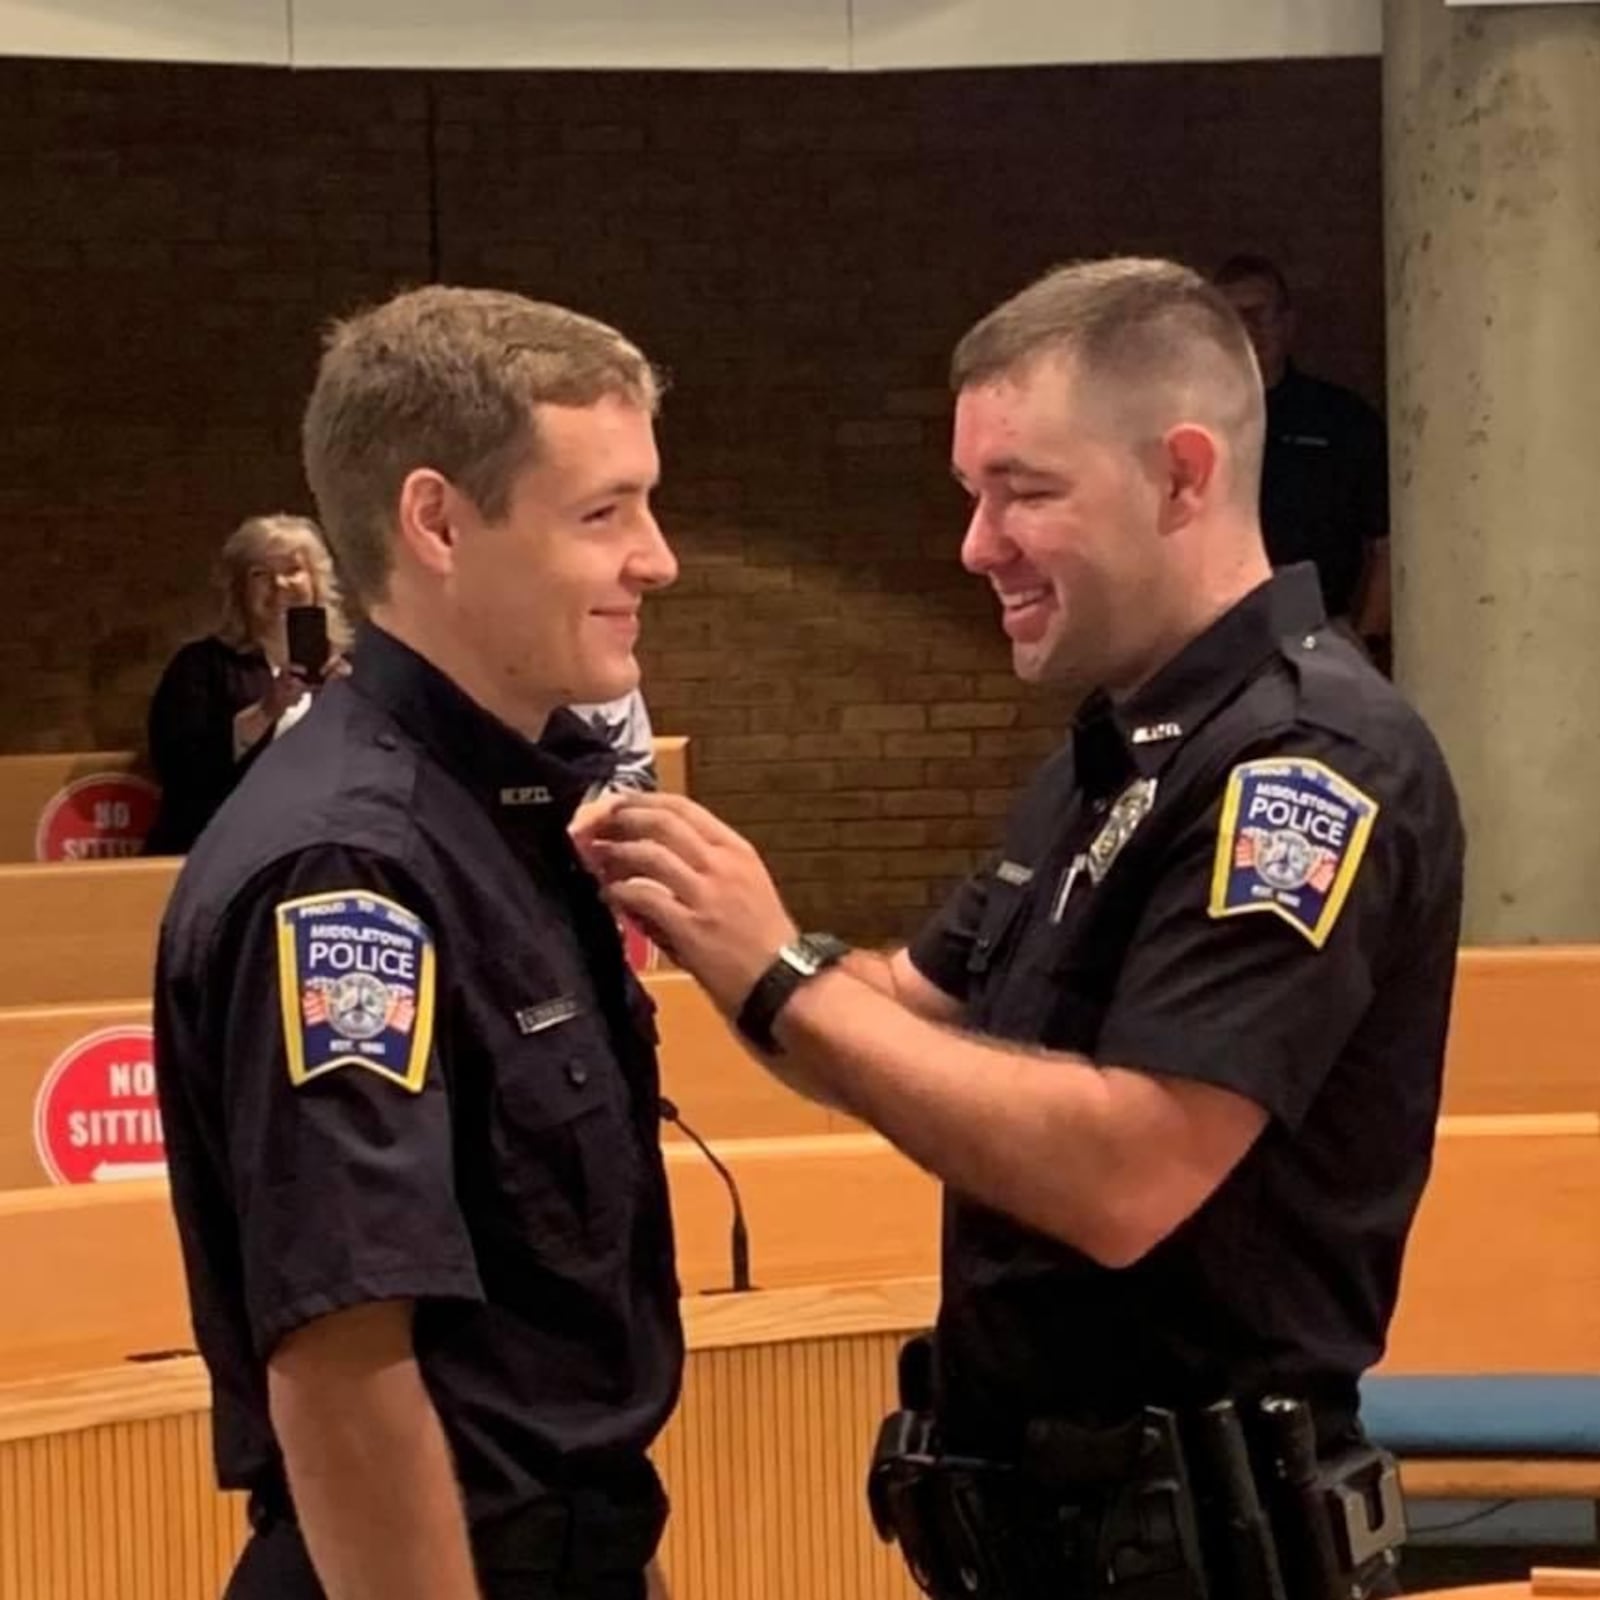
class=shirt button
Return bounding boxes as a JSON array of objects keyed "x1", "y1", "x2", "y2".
[
  {"x1": 1302, "y1": 635, "x2": 1317, "y2": 650},
  {"x1": 566, "y1": 1062, "x2": 590, "y2": 1088},
  {"x1": 376, "y1": 732, "x2": 398, "y2": 750}
]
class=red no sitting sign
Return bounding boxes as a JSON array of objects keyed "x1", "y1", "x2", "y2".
[
  {"x1": 35, "y1": 772, "x2": 160, "y2": 861},
  {"x1": 33, "y1": 1025, "x2": 166, "y2": 1185}
]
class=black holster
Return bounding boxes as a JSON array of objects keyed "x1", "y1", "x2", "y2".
[
  {"x1": 1255, "y1": 1396, "x2": 1405, "y2": 1600},
  {"x1": 868, "y1": 1338, "x2": 1208, "y2": 1599},
  {"x1": 867, "y1": 1338, "x2": 1406, "y2": 1600}
]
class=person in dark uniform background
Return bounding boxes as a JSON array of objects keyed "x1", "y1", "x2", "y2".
[
  {"x1": 153, "y1": 287, "x2": 682, "y2": 1600},
  {"x1": 589, "y1": 259, "x2": 1462, "y2": 1597},
  {"x1": 1214, "y1": 254, "x2": 1392, "y2": 665}
]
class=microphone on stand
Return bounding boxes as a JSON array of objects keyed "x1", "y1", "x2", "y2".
[{"x1": 659, "y1": 1096, "x2": 753, "y2": 1293}]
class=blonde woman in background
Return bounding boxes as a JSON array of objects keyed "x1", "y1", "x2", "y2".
[{"x1": 144, "y1": 514, "x2": 350, "y2": 854}]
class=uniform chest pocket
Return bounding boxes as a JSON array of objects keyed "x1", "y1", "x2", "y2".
[
  {"x1": 969, "y1": 878, "x2": 1114, "y2": 1050},
  {"x1": 967, "y1": 878, "x2": 1034, "y2": 979},
  {"x1": 490, "y1": 1020, "x2": 636, "y2": 1269},
  {"x1": 1028, "y1": 950, "x2": 1115, "y2": 1054}
]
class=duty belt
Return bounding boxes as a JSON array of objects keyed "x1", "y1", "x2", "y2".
[{"x1": 867, "y1": 1336, "x2": 1405, "y2": 1600}]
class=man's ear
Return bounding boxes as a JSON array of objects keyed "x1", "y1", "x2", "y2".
[
  {"x1": 396, "y1": 469, "x2": 458, "y2": 577},
  {"x1": 1158, "y1": 424, "x2": 1220, "y2": 535}
]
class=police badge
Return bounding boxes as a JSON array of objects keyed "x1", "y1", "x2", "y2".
[
  {"x1": 275, "y1": 890, "x2": 436, "y2": 1092},
  {"x1": 1086, "y1": 778, "x2": 1159, "y2": 884},
  {"x1": 1208, "y1": 758, "x2": 1379, "y2": 948}
]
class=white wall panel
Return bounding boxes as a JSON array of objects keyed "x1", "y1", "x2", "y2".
[
  {"x1": 0, "y1": 0, "x2": 1385, "y2": 70},
  {"x1": 290, "y1": 0, "x2": 850, "y2": 69},
  {"x1": 850, "y1": 0, "x2": 1382, "y2": 70},
  {"x1": 0, "y1": 0, "x2": 288, "y2": 64}
]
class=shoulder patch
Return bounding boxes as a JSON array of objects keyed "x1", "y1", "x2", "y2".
[
  {"x1": 1208, "y1": 758, "x2": 1378, "y2": 949},
  {"x1": 275, "y1": 890, "x2": 436, "y2": 1092}
]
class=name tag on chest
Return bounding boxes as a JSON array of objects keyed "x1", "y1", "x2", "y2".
[{"x1": 516, "y1": 996, "x2": 581, "y2": 1035}]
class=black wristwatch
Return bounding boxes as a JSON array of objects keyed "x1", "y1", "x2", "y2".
[{"x1": 735, "y1": 933, "x2": 850, "y2": 1055}]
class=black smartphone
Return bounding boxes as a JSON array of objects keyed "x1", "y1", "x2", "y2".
[{"x1": 285, "y1": 604, "x2": 331, "y2": 684}]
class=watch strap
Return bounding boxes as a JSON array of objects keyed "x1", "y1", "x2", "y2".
[{"x1": 735, "y1": 933, "x2": 849, "y2": 1054}]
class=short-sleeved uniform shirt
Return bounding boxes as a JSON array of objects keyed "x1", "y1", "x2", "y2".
[
  {"x1": 154, "y1": 625, "x2": 683, "y2": 1523},
  {"x1": 1260, "y1": 364, "x2": 1389, "y2": 619},
  {"x1": 908, "y1": 567, "x2": 1462, "y2": 1458}
]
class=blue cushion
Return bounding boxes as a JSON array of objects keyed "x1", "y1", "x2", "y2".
[{"x1": 1361, "y1": 1374, "x2": 1600, "y2": 1457}]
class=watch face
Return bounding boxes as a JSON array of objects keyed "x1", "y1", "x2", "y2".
[
  {"x1": 807, "y1": 933, "x2": 848, "y2": 963},
  {"x1": 780, "y1": 946, "x2": 821, "y2": 978}
]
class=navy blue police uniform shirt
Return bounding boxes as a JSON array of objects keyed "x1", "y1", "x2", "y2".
[
  {"x1": 153, "y1": 624, "x2": 684, "y2": 1522},
  {"x1": 1260, "y1": 365, "x2": 1389, "y2": 620},
  {"x1": 908, "y1": 566, "x2": 1463, "y2": 1458}
]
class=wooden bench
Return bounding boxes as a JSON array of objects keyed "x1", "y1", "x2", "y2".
[
  {"x1": 0, "y1": 737, "x2": 692, "y2": 1008},
  {"x1": 0, "y1": 858, "x2": 180, "y2": 1008},
  {"x1": 1386, "y1": 951, "x2": 1600, "y2": 1510},
  {"x1": 1369, "y1": 1113, "x2": 1600, "y2": 1505},
  {"x1": 7, "y1": 1116, "x2": 1595, "y2": 1594},
  {"x1": 0, "y1": 1274, "x2": 936, "y2": 1600},
  {"x1": 0, "y1": 749, "x2": 155, "y2": 862},
  {"x1": 0, "y1": 1132, "x2": 938, "y2": 1370},
  {"x1": 0, "y1": 972, "x2": 840, "y2": 1191},
  {"x1": 0, "y1": 1100, "x2": 931, "y2": 1597},
  {"x1": 1442, "y1": 948, "x2": 1600, "y2": 1116},
  {"x1": 1, "y1": 937, "x2": 1590, "y2": 1189},
  {"x1": 0, "y1": 902, "x2": 1584, "y2": 1083},
  {"x1": 0, "y1": 738, "x2": 690, "y2": 863},
  {"x1": 2, "y1": 1113, "x2": 1595, "y2": 1591},
  {"x1": 1409, "y1": 1578, "x2": 1600, "y2": 1597},
  {"x1": 0, "y1": 1126, "x2": 932, "y2": 1599},
  {"x1": 649, "y1": 969, "x2": 841, "y2": 1139}
]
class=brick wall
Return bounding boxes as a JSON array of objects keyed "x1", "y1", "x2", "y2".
[{"x1": 0, "y1": 57, "x2": 1383, "y2": 943}]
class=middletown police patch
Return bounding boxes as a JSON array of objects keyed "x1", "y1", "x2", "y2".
[
  {"x1": 1208, "y1": 758, "x2": 1379, "y2": 949},
  {"x1": 274, "y1": 890, "x2": 436, "y2": 1092}
]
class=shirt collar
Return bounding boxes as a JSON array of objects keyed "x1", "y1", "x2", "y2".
[
  {"x1": 347, "y1": 624, "x2": 613, "y2": 826},
  {"x1": 1072, "y1": 564, "x2": 1326, "y2": 798},
  {"x1": 1267, "y1": 359, "x2": 1302, "y2": 399}
]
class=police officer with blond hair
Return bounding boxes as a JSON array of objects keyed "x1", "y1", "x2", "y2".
[{"x1": 155, "y1": 287, "x2": 682, "y2": 1600}]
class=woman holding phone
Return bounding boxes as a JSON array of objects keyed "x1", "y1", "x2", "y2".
[{"x1": 144, "y1": 514, "x2": 351, "y2": 855}]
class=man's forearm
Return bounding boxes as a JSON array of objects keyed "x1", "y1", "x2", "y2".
[
  {"x1": 270, "y1": 1348, "x2": 480, "y2": 1600},
  {"x1": 774, "y1": 969, "x2": 1128, "y2": 1257},
  {"x1": 775, "y1": 970, "x2": 1263, "y2": 1267}
]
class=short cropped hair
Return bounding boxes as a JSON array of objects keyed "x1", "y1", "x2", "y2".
[
  {"x1": 302, "y1": 286, "x2": 662, "y2": 605},
  {"x1": 951, "y1": 257, "x2": 1266, "y2": 497}
]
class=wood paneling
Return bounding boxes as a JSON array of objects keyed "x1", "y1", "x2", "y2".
[{"x1": 0, "y1": 1284, "x2": 937, "y2": 1600}]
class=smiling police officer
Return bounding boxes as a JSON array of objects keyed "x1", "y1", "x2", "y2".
[
  {"x1": 591, "y1": 259, "x2": 1463, "y2": 1599},
  {"x1": 154, "y1": 288, "x2": 682, "y2": 1600}
]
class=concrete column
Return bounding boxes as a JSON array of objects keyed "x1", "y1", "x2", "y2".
[{"x1": 1385, "y1": 0, "x2": 1600, "y2": 942}]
